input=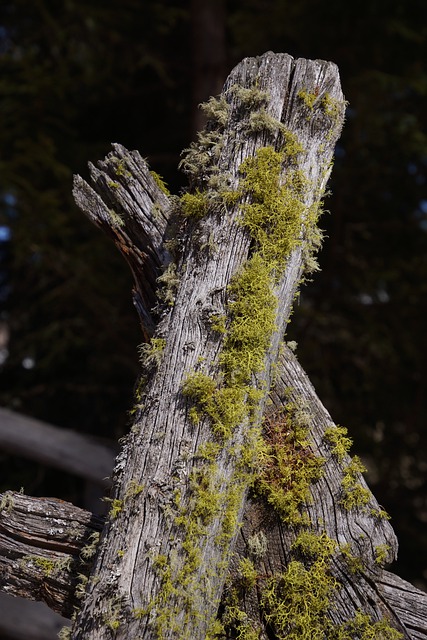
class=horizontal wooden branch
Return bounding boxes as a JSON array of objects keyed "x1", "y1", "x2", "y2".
[
  {"x1": 0, "y1": 408, "x2": 115, "y2": 486},
  {"x1": 0, "y1": 491, "x2": 103, "y2": 618}
]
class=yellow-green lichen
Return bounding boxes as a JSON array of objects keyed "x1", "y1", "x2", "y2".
[
  {"x1": 255, "y1": 408, "x2": 324, "y2": 526},
  {"x1": 238, "y1": 147, "x2": 305, "y2": 267},
  {"x1": 108, "y1": 208, "x2": 125, "y2": 228},
  {"x1": 228, "y1": 84, "x2": 269, "y2": 108},
  {"x1": 260, "y1": 542, "x2": 337, "y2": 639},
  {"x1": 200, "y1": 95, "x2": 230, "y2": 127},
  {"x1": 108, "y1": 498, "x2": 124, "y2": 519},
  {"x1": 80, "y1": 531, "x2": 100, "y2": 562},
  {"x1": 339, "y1": 543, "x2": 364, "y2": 574},
  {"x1": 257, "y1": 531, "x2": 402, "y2": 640},
  {"x1": 336, "y1": 611, "x2": 403, "y2": 640},
  {"x1": 150, "y1": 170, "x2": 170, "y2": 195},
  {"x1": 340, "y1": 456, "x2": 371, "y2": 511},
  {"x1": 238, "y1": 557, "x2": 258, "y2": 588},
  {"x1": 22, "y1": 554, "x2": 71, "y2": 577},
  {"x1": 324, "y1": 425, "x2": 353, "y2": 462},
  {"x1": 157, "y1": 262, "x2": 179, "y2": 306},
  {"x1": 0, "y1": 491, "x2": 14, "y2": 513},
  {"x1": 138, "y1": 338, "x2": 166, "y2": 369},
  {"x1": 180, "y1": 189, "x2": 209, "y2": 219},
  {"x1": 145, "y1": 89, "x2": 329, "y2": 636},
  {"x1": 114, "y1": 159, "x2": 132, "y2": 179},
  {"x1": 374, "y1": 544, "x2": 391, "y2": 566},
  {"x1": 298, "y1": 88, "x2": 319, "y2": 111}
]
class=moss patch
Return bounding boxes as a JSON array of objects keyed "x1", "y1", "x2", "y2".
[{"x1": 255, "y1": 407, "x2": 324, "y2": 526}]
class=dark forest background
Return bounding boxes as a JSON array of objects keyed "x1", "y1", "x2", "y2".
[{"x1": 0, "y1": 0, "x2": 426, "y2": 591}]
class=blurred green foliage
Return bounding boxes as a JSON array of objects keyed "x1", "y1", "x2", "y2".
[{"x1": 0, "y1": 0, "x2": 426, "y2": 587}]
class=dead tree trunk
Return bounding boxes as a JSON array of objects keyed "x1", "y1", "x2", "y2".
[
  {"x1": 70, "y1": 52, "x2": 347, "y2": 639},
  {"x1": 2, "y1": 51, "x2": 426, "y2": 639}
]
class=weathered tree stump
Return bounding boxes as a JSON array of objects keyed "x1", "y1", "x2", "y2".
[{"x1": 1, "y1": 51, "x2": 426, "y2": 640}]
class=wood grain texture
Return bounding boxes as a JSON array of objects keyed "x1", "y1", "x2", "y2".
[{"x1": 0, "y1": 491, "x2": 103, "y2": 618}]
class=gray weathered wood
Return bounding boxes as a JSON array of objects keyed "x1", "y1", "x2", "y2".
[
  {"x1": 71, "y1": 52, "x2": 346, "y2": 639},
  {"x1": 0, "y1": 491, "x2": 103, "y2": 618}
]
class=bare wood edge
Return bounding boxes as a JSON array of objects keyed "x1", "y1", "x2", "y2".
[{"x1": 0, "y1": 407, "x2": 115, "y2": 486}]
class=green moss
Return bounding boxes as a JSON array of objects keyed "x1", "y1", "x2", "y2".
[
  {"x1": 238, "y1": 558, "x2": 258, "y2": 588},
  {"x1": 210, "y1": 313, "x2": 227, "y2": 335},
  {"x1": 297, "y1": 89, "x2": 319, "y2": 110},
  {"x1": 324, "y1": 425, "x2": 353, "y2": 462},
  {"x1": 108, "y1": 498, "x2": 124, "y2": 519},
  {"x1": 220, "y1": 253, "x2": 277, "y2": 385},
  {"x1": 157, "y1": 262, "x2": 179, "y2": 306},
  {"x1": 247, "y1": 531, "x2": 268, "y2": 559},
  {"x1": 125, "y1": 480, "x2": 145, "y2": 499},
  {"x1": 228, "y1": 84, "x2": 269, "y2": 108},
  {"x1": 238, "y1": 147, "x2": 305, "y2": 267},
  {"x1": 292, "y1": 531, "x2": 337, "y2": 559},
  {"x1": 106, "y1": 619, "x2": 120, "y2": 631},
  {"x1": 335, "y1": 611, "x2": 403, "y2": 640},
  {"x1": 0, "y1": 491, "x2": 14, "y2": 513},
  {"x1": 261, "y1": 558, "x2": 337, "y2": 639},
  {"x1": 321, "y1": 93, "x2": 347, "y2": 122},
  {"x1": 339, "y1": 543, "x2": 364, "y2": 574},
  {"x1": 80, "y1": 531, "x2": 100, "y2": 561},
  {"x1": 255, "y1": 408, "x2": 324, "y2": 525},
  {"x1": 138, "y1": 338, "x2": 166, "y2": 368},
  {"x1": 340, "y1": 456, "x2": 371, "y2": 511},
  {"x1": 200, "y1": 95, "x2": 230, "y2": 127},
  {"x1": 75, "y1": 573, "x2": 88, "y2": 600},
  {"x1": 257, "y1": 531, "x2": 402, "y2": 640},
  {"x1": 150, "y1": 170, "x2": 170, "y2": 195},
  {"x1": 22, "y1": 554, "x2": 71, "y2": 577},
  {"x1": 374, "y1": 544, "x2": 391, "y2": 566},
  {"x1": 183, "y1": 372, "x2": 247, "y2": 440},
  {"x1": 115, "y1": 159, "x2": 132, "y2": 178},
  {"x1": 107, "y1": 180, "x2": 120, "y2": 189},
  {"x1": 58, "y1": 626, "x2": 72, "y2": 640},
  {"x1": 146, "y1": 90, "x2": 329, "y2": 636},
  {"x1": 108, "y1": 208, "x2": 125, "y2": 228},
  {"x1": 180, "y1": 189, "x2": 209, "y2": 219}
]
